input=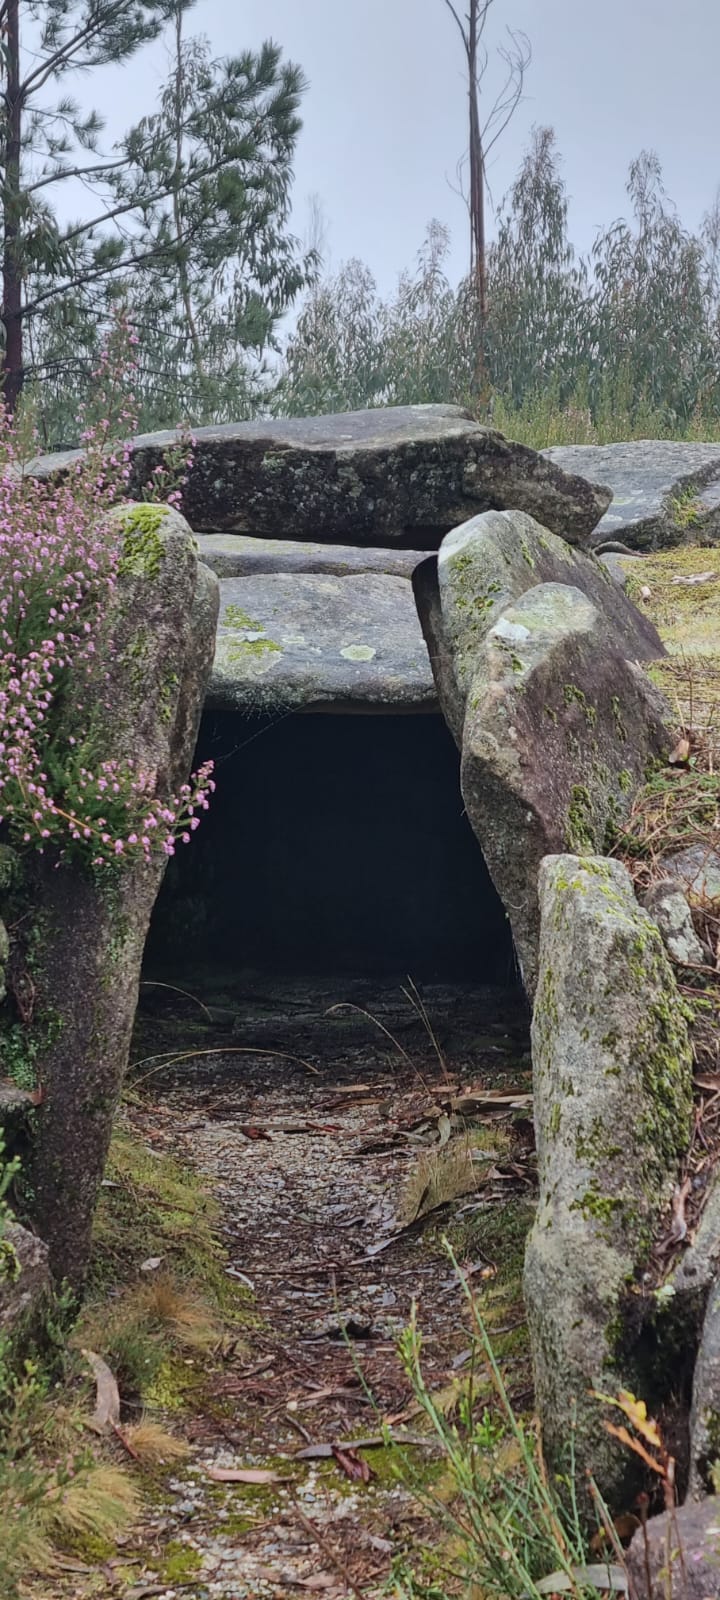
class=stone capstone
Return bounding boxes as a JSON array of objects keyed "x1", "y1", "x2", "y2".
[
  {"x1": 210, "y1": 572, "x2": 437, "y2": 714},
  {"x1": 195, "y1": 533, "x2": 427, "y2": 581},
  {"x1": 414, "y1": 510, "x2": 670, "y2": 991},
  {"x1": 625, "y1": 1498, "x2": 720, "y2": 1599},
  {"x1": 0, "y1": 1221, "x2": 50, "y2": 1333},
  {"x1": 642, "y1": 880, "x2": 707, "y2": 967},
  {"x1": 524, "y1": 854, "x2": 693, "y2": 1508},
  {"x1": 543, "y1": 440, "x2": 720, "y2": 552},
  {"x1": 32, "y1": 406, "x2": 611, "y2": 545}
]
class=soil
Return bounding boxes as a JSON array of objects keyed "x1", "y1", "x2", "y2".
[{"x1": 45, "y1": 977, "x2": 533, "y2": 1600}]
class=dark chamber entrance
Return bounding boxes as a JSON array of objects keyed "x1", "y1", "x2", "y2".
[{"x1": 146, "y1": 711, "x2": 517, "y2": 986}]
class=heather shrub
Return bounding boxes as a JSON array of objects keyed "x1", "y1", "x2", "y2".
[{"x1": 0, "y1": 323, "x2": 214, "y2": 870}]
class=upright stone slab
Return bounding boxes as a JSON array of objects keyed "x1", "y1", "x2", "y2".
[
  {"x1": 26, "y1": 507, "x2": 219, "y2": 1287},
  {"x1": 414, "y1": 508, "x2": 664, "y2": 744},
  {"x1": 525, "y1": 855, "x2": 693, "y2": 1508},
  {"x1": 30, "y1": 406, "x2": 611, "y2": 545}
]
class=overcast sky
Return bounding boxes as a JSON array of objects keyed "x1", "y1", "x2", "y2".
[{"x1": 58, "y1": 0, "x2": 720, "y2": 292}]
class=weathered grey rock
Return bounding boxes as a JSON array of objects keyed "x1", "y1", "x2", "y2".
[
  {"x1": 414, "y1": 509, "x2": 664, "y2": 745},
  {"x1": 625, "y1": 1498, "x2": 720, "y2": 1598},
  {"x1": 642, "y1": 881, "x2": 706, "y2": 967},
  {"x1": 431, "y1": 563, "x2": 670, "y2": 990},
  {"x1": 32, "y1": 407, "x2": 611, "y2": 544},
  {"x1": 0, "y1": 1081, "x2": 35, "y2": 1135},
  {"x1": 662, "y1": 846, "x2": 720, "y2": 905},
  {"x1": 544, "y1": 440, "x2": 720, "y2": 552},
  {"x1": 525, "y1": 854, "x2": 693, "y2": 1507},
  {"x1": 210, "y1": 572, "x2": 437, "y2": 714},
  {"x1": 599, "y1": 550, "x2": 644, "y2": 588},
  {"x1": 196, "y1": 533, "x2": 426, "y2": 581},
  {"x1": 0, "y1": 1221, "x2": 50, "y2": 1333},
  {"x1": 690, "y1": 1285, "x2": 720, "y2": 1494},
  {"x1": 27, "y1": 507, "x2": 219, "y2": 1286},
  {"x1": 673, "y1": 1171, "x2": 720, "y2": 1298}
]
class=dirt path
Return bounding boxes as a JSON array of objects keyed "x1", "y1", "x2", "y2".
[{"x1": 56, "y1": 980, "x2": 533, "y2": 1600}]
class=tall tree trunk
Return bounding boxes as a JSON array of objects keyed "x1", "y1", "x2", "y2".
[
  {"x1": 2, "y1": 0, "x2": 24, "y2": 414},
  {"x1": 467, "y1": 1, "x2": 488, "y2": 402}
]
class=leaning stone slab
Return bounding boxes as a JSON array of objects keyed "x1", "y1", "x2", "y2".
[
  {"x1": 31, "y1": 406, "x2": 611, "y2": 544},
  {"x1": 414, "y1": 509, "x2": 664, "y2": 744},
  {"x1": 449, "y1": 571, "x2": 669, "y2": 990},
  {"x1": 196, "y1": 533, "x2": 426, "y2": 581},
  {"x1": 210, "y1": 572, "x2": 437, "y2": 714},
  {"x1": 543, "y1": 440, "x2": 720, "y2": 551},
  {"x1": 525, "y1": 854, "x2": 693, "y2": 1508}
]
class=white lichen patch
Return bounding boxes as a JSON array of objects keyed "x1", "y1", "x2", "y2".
[
  {"x1": 340, "y1": 644, "x2": 376, "y2": 662},
  {"x1": 491, "y1": 617, "x2": 531, "y2": 643}
]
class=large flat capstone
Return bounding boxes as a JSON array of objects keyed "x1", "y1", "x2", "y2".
[
  {"x1": 209, "y1": 572, "x2": 437, "y2": 714},
  {"x1": 544, "y1": 440, "x2": 720, "y2": 551},
  {"x1": 33, "y1": 406, "x2": 610, "y2": 545},
  {"x1": 196, "y1": 533, "x2": 426, "y2": 580}
]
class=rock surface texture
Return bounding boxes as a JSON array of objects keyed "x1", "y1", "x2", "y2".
[
  {"x1": 0, "y1": 1222, "x2": 50, "y2": 1334},
  {"x1": 196, "y1": 532, "x2": 427, "y2": 581},
  {"x1": 625, "y1": 1498, "x2": 720, "y2": 1599},
  {"x1": 524, "y1": 854, "x2": 693, "y2": 1507},
  {"x1": 642, "y1": 880, "x2": 707, "y2": 968},
  {"x1": 415, "y1": 510, "x2": 669, "y2": 989},
  {"x1": 210, "y1": 571, "x2": 437, "y2": 714},
  {"x1": 27, "y1": 506, "x2": 219, "y2": 1286},
  {"x1": 33, "y1": 406, "x2": 611, "y2": 544},
  {"x1": 690, "y1": 1284, "x2": 720, "y2": 1496},
  {"x1": 544, "y1": 440, "x2": 720, "y2": 551}
]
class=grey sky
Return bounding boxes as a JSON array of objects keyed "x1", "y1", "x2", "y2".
[{"x1": 57, "y1": 0, "x2": 720, "y2": 293}]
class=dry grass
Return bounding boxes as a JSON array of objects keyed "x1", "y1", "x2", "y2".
[
  {"x1": 122, "y1": 1417, "x2": 190, "y2": 1465},
  {"x1": 132, "y1": 1273, "x2": 220, "y2": 1351},
  {"x1": 401, "y1": 1128, "x2": 513, "y2": 1225},
  {"x1": 42, "y1": 1462, "x2": 139, "y2": 1547}
]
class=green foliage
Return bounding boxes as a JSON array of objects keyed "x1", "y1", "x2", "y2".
[
  {"x1": 278, "y1": 131, "x2": 720, "y2": 440},
  {"x1": 4, "y1": 2, "x2": 315, "y2": 440},
  {"x1": 394, "y1": 1250, "x2": 617, "y2": 1600}
]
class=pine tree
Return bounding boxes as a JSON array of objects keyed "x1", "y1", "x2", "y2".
[{"x1": 0, "y1": 0, "x2": 314, "y2": 435}]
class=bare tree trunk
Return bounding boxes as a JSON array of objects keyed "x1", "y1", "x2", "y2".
[
  {"x1": 442, "y1": 0, "x2": 530, "y2": 412},
  {"x1": 171, "y1": 5, "x2": 205, "y2": 381},
  {"x1": 467, "y1": 1, "x2": 488, "y2": 398},
  {"x1": 2, "y1": 0, "x2": 25, "y2": 414}
]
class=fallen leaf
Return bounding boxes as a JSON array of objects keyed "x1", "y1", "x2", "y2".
[
  {"x1": 295, "y1": 1576, "x2": 340, "y2": 1591},
  {"x1": 295, "y1": 1433, "x2": 432, "y2": 1459},
  {"x1": 668, "y1": 1177, "x2": 692, "y2": 1243},
  {"x1": 239, "y1": 1125, "x2": 272, "y2": 1141},
  {"x1": 83, "y1": 1349, "x2": 120, "y2": 1434},
  {"x1": 451, "y1": 1087, "x2": 533, "y2": 1112},
  {"x1": 140, "y1": 1255, "x2": 164, "y2": 1273},
  {"x1": 536, "y1": 1565, "x2": 627, "y2": 1594},
  {"x1": 205, "y1": 1465, "x2": 290, "y2": 1485},
  {"x1": 331, "y1": 1444, "x2": 374, "y2": 1484}
]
